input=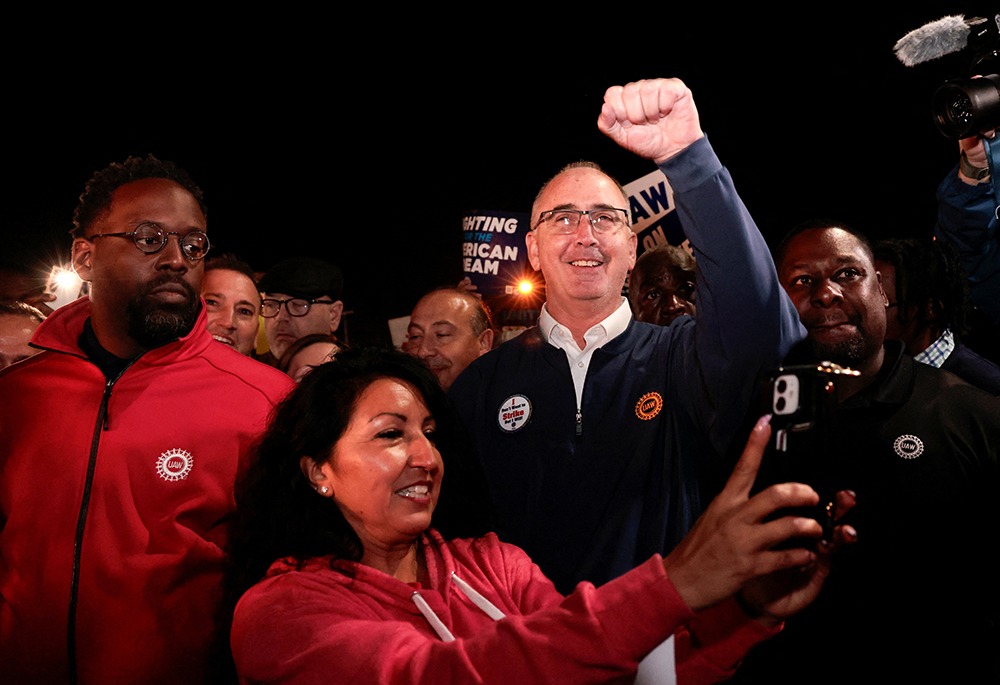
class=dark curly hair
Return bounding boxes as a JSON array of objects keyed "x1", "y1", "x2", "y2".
[
  {"x1": 213, "y1": 347, "x2": 493, "y2": 678},
  {"x1": 72, "y1": 154, "x2": 207, "y2": 238},
  {"x1": 873, "y1": 237, "x2": 969, "y2": 340}
]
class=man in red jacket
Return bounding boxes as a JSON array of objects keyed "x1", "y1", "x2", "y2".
[{"x1": 0, "y1": 156, "x2": 294, "y2": 685}]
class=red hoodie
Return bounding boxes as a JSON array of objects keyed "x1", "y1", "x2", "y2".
[
  {"x1": 232, "y1": 529, "x2": 775, "y2": 685},
  {"x1": 0, "y1": 297, "x2": 293, "y2": 684}
]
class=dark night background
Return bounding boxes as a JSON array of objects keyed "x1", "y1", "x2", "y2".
[{"x1": 3, "y1": 9, "x2": 989, "y2": 345}]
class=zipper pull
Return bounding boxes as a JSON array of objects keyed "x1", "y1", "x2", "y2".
[
  {"x1": 101, "y1": 379, "x2": 114, "y2": 431},
  {"x1": 576, "y1": 408, "x2": 582, "y2": 437}
]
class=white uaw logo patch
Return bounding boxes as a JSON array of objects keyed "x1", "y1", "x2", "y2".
[
  {"x1": 497, "y1": 394, "x2": 531, "y2": 433},
  {"x1": 893, "y1": 434, "x2": 924, "y2": 459},
  {"x1": 156, "y1": 448, "x2": 194, "y2": 481}
]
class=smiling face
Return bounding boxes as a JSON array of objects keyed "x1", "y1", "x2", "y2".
[
  {"x1": 314, "y1": 377, "x2": 443, "y2": 555},
  {"x1": 202, "y1": 268, "x2": 260, "y2": 355},
  {"x1": 406, "y1": 291, "x2": 491, "y2": 390},
  {"x1": 779, "y1": 227, "x2": 888, "y2": 367},
  {"x1": 526, "y1": 167, "x2": 636, "y2": 320}
]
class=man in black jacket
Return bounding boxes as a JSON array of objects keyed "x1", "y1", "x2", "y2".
[{"x1": 732, "y1": 221, "x2": 1000, "y2": 684}]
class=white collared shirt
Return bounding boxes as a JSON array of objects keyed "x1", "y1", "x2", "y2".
[{"x1": 538, "y1": 297, "x2": 633, "y2": 408}]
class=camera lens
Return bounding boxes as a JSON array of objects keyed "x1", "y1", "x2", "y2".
[
  {"x1": 777, "y1": 379, "x2": 787, "y2": 393},
  {"x1": 776, "y1": 397, "x2": 786, "y2": 412},
  {"x1": 932, "y1": 74, "x2": 1000, "y2": 139}
]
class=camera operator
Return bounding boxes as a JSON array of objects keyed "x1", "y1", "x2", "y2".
[{"x1": 935, "y1": 128, "x2": 999, "y2": 332}]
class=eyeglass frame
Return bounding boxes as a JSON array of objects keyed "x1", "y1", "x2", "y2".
[
  {"x1": 87, "y1": 221, "x2": 211, "y2": 261},
  {"x1": 260, "y1": 297, "x2": 337, "y2": 318},
  {"x1": 533, "y1": 207, "x2": 631, "y2": 233}
]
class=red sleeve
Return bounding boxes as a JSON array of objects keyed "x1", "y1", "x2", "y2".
[
  {"x1": 675, "y1": 598, "x2": 779, "y2": 685},
  {"x1": 494, "y1": 540, "x2": 777, "y2": 684}
]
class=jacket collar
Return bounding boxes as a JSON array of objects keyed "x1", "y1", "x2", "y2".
[
  {"x1": 842, "y1": 340, "x2": 913, "y2": 410},
  {"x1": 31, "y1": 296, "x2": 212, "y2": 366}
]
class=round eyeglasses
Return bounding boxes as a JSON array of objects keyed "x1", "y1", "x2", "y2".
[
  {"x1": 534, "y1": 208, "x2": 630, "y2": 234},
  {"x1": 88, "y1": 222, "x2": 211, "y2": 261},
  {"x1": 260, "y1": 297, "x2": 335, "y2": 318}
]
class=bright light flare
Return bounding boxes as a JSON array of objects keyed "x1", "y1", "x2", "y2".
[
  {"x1": 53, "y1": 268, "x2": 82, "y2": 290},
  {"x1": 518, "y1": 281, "x2": 532, "y2": 294}
]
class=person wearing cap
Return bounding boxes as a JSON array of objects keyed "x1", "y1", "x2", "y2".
[{"x1": 257, "y1": 257, "x2": 344, "y2": 365}]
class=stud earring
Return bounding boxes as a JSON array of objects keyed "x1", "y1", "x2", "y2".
[{"x1": 320, "y1": 486, "x2": 329, "y2": 494}]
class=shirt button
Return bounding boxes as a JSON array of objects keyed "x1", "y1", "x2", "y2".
[{"x1": 578, "y1": 362, "x2": 584, "y2": 367}]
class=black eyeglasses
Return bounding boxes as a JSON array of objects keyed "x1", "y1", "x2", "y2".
[
  {"x1": 261, "y1": 297, "x2": 335, "y2": 318},
  {"x1": 534, "y1": 207, "x2": 630, "y2": 233},
  {"x1": 89, "y1": 222, "x2": 211, "y2": 261}
]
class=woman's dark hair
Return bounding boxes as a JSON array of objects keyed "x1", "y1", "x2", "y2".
[
  {"x1": 276, "y1": 333, "x2": 339, "y2": 373},
  {"x1": 214, "y1": 347, "x2": 493, "y2": 678}
]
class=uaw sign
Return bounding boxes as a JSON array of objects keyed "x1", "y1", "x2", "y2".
[
  {"x1": 624, "y1": 170, "x2": 688, "y2": 257},
  {"x1": 462, "y1": 210, "x2": 531, "y2": 297}
]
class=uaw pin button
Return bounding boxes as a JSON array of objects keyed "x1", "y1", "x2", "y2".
[
  {"x1": 635, "y1": 391, "x2": 663, "y2": 421},
  {"x1": 497, "y1": 395, "x2": 531, "y2": 433},
  {"x1": 893, "y1": 434, "x2": 924, "y2": 459}
]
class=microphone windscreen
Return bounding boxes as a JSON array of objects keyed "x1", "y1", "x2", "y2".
[{"x1": 894, "y1": 15, "x2": 970, "y2": 67}]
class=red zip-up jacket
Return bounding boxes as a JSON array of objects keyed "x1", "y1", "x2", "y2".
[{"x1": 0, "y1": 297, "x2": 293, "y2": 684}]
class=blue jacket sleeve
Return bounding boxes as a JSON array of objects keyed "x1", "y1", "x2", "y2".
[
  {"x1": 935, "y1": 165, "x2": 999, "y2": 326},
  {"x1": 656, "y1": 135, "x2": 805, "y2": 455}
]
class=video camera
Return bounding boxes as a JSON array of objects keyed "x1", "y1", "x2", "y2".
[{"x1": 896, "y1": 14, "x2": 999, "y2": 139}]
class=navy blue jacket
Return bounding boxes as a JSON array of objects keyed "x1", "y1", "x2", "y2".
[
  {"x1": 450, "y1": 136, "x2": 803, "y2": 594},
  {"x1": 935, "y1": 165, "x2": 998, "y2": 326},
  {"x1": 942, "y1": 341, "x2": 1000, "y2": 395}
]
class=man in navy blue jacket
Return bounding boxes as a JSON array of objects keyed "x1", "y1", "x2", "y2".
[{"x1": 450, "y1": 78, "x2": 803, "y2": 594}]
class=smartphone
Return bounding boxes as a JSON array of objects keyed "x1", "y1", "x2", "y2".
[{"x1": 755, "y1": 363, "x2": 857, "y2": 542}]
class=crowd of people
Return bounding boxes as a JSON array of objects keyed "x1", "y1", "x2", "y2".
[{"x1": 0, "y1": 77, "x2": 997, "y2": 685}]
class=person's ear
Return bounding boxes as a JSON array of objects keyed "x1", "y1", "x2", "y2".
[
  {"x1": 477, "y1": 328, "x2": 494, "y2": 354},
  {"x1": 299, "y1": 456, "x2": 334, "y2": 497},
  {"x1": 875, "y1": 270, "x2": 889, "y2": 307},
  {"x1": 526, "y1": 230, "x2": 541, "y2": 271},
  {"x1": 925, "y1": 298, "x2": 942, "y2": 324},
  {"x1": 329, "y1": 300, "x2": 344, "y2": 334},
  {"x1": 72, "y1": 238, "x2": 94, "y2": 283}
]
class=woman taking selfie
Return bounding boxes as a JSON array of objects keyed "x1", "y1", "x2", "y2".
[{"x1": 221, "y1": 348, "x2": 853, "y2": 684}]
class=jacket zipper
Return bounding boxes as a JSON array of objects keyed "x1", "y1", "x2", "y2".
[{"x1": 65, "y1": 357, "x2": 140, "y2": 685}]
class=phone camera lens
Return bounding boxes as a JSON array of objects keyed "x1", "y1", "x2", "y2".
[
  {"x1": 776, "y1": 397, "x2": 786, "y2": 412},
  {"x1": 777, "y1": 380, "x2": 787, "y2": 393}
]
